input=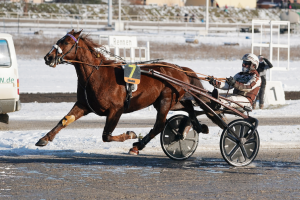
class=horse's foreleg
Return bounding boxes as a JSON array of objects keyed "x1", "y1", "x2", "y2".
[
  {"x1": 35, "y1": 102, "x2": 90, "y2": 147},
  {"x1": 102, "y1": 109, "x2": 137, "y2": 142}
]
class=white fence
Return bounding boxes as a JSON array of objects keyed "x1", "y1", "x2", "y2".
[
  {"x1": 97, "y1": 35, "x2": 150, "y2": 63},
  {"x1": 251, "y1": 20, "x2": 289, "y2": 105},
  {"x1": 251, "y1": 20, "x2": 290, "y2": 80}
]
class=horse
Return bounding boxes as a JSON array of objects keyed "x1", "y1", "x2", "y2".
[{"x1": 37, "y1": 30, "x2": 226, "y2": 155}]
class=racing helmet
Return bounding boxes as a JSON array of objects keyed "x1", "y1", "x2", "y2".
[{"x1": 241, "y1": 53, "x2": 259, "y2": 72}]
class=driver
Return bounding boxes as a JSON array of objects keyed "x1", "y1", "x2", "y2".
[{"x1": 208, "y1": 53, "x2": 261, "y2": 110}]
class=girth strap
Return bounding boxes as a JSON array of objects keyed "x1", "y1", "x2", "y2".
[{"x1": 124, "y1": 84, "x2": 134, "y2": 110}]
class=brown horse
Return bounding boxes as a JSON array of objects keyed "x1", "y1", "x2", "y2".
[{"x1": 36, "y1": 30, "x2": 225, "y2": 154}]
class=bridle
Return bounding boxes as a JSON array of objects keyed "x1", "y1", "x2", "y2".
[{"x1": 45, "y1": 33, "x2": 80, "y2": 66}]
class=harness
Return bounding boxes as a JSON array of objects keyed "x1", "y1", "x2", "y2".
[{"x1": 45, "y1": 34, "x2": 80, "y2": 67}]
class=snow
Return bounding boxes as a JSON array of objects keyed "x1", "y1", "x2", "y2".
[
  {"x1": 1, "y1": 124, "x2": 300, "y2": 157},
  {"x1": 7, "y1": 100, "x2": 300, "y2": 122}
]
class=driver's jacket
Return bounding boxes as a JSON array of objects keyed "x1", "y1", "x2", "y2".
[{"x1": 214, "y1": 70, "x2": 261, "y2": 104}]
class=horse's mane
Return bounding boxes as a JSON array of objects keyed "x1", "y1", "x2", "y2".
[
  {"x1": 80, "y1": 34, "x2": 121, "y2": 65},
  {"x1": 80, "y1": 34, "x2": 107, "y2": 61}
]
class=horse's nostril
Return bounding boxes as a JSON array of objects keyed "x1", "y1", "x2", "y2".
[
  {"x1": 44, "y1": 55, "x2": 54, "y2": 65},
  {"x1": 46, "y1": 56, "x2": 53, "y2": 62}
]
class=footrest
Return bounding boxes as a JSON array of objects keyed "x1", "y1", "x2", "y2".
[{"x1": 243, "y1": 106, "x2": 252, "y2": 112}]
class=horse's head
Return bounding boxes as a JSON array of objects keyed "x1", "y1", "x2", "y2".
[{"x1": 44, "y1": 29, "x2": 82, "y2": 68}]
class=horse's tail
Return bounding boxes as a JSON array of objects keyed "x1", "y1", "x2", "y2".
[
  {"x1": 181, "y1": 67, "x2": 227, "y2": 129},
  {"x1": 180, "y1": 66, "x2": 209, "y2": 102}
]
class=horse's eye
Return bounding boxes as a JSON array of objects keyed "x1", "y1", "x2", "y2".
[{"x1": 64, "y1": 42, "x2": 68, "y2": 45}]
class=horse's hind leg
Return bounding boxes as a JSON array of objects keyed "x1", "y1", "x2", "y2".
[
  {"x1": 102, "y1": 109, "x2": 137, "y2": 142},
  {"x1": 180, "y1": 100, "x2": 209, "y2": 133},
  {"x1": 35, "y1": 102, "x2": 90, "y2": 147},
  {"x1": 129, "y1": 100, "x2": 170, "y2": 155}
]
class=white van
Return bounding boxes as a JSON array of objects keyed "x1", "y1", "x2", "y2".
[{"x1": 0, "y1": 33, "x2": 21, "y2": 124}]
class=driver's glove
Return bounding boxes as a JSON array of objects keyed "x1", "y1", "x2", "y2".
[
  {"x1": 206, "y1": 76, "x2": 216, "y2": 86},
  {"x1": 226, "y1": 76, "x2": 236, "y2": 87}
]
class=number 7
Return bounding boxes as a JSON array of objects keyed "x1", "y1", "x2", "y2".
[{"x1": 128, "y1": 64, "x2": 136, "y2": 78}]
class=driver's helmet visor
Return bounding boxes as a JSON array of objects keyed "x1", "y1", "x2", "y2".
[{"x1": 242, "y1": 60, "x2": 252, "y2": 67}]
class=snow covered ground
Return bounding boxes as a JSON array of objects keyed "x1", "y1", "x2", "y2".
[{"x1": 1, "y1": 125, "x2": 300, "y2": 157}]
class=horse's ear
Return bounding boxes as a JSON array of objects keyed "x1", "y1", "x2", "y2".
[
  {"x1": 68, "y1": 29, "x2": 75, "y2": 34},
  {"x1": 74, "y1": 29, "x2": 82, "y2": 37}
]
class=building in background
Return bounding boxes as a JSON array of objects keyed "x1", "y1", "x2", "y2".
[
  {"x1": 257, "y1": 0, "x2": 300, "y2": 9},
  {"x1": 8, "y1": 0, "x2": 100, "y2": 3},
  {"x1": 257, "y1": 0, "x2": 300, "y2": 4},
  {"x1": 10, "y1": 0, "x2": 45, "y2": 3},
  {"x1": 186, "y1": 0, "x2": 256, "y2": 8}
]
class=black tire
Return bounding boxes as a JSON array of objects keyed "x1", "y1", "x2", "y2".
[
  {"x1": 161, "y1": 114, "x2": 199, "y2": 160},
  {"x1": 220, "y1": 119, "x2": 260, "y2": 167}
]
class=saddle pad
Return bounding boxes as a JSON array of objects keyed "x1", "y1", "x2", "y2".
[{"x1": 124, "y1": 64, "x2": 141, "y2": 84}]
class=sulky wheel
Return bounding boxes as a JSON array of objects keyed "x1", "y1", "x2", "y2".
[
  {"x1": 220, "y1": 119, "x2": 260, "y2": 167},
  {"x1": 161, "y1": 114, "x2": 199, "y2": 160}
]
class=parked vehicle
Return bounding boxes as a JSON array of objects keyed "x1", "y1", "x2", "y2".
[
  {"x1": 280, "y1": 10, "x2": 300, "y2": 33},
  {"x1": 257, "y1": 2, "x2": 280, "y2": 9},
  {"x1": 0, "y1": 33, "x2": 21, "y2": 124}
]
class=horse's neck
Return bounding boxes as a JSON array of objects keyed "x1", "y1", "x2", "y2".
[
  {"x1": 77, "y1": 47, "x2": 100, "y2": 67},
  {"x1": 74, "y1": 47, "x2": 102, "y2": 85},
  {"x1": 75, "y1": 63, "x2": 101, "y2": 87}
]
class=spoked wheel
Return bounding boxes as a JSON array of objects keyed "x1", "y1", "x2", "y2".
[
  {"x1": 161, "y1": 114, "x2": 199, "y2": 160},
  {"x1": 220, "y1": 119, "x2": 260, "y2": 167}
]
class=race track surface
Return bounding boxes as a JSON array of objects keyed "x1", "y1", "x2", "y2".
[{"x1": 1, "y1": 149, "x2": 300, "y2": 199}]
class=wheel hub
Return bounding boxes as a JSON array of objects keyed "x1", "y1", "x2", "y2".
[{"x1": 240, "y1": 137, "x2": 247, "y2": 145}]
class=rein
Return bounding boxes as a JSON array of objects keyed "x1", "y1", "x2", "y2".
[
  {"x1": 51, "y1": 35, "x2": 225, "y2": 82},
  {"x1": 64, "y1": 59, "x2": 226, "y2": 82},
  {"x1": 48, "y1": 33, "x2": 225, "y2": 82}
]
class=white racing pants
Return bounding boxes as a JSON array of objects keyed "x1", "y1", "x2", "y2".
[{"x1": 220, "y1": 95, "x2": 251, "y2": 109}]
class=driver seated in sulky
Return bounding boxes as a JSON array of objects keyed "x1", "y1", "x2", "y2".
[{"x1": 207, "y1": 53, "x2": 262, "y2": 110}]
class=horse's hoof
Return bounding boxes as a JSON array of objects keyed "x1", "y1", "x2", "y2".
[
  {"x1": 35, "y1": 139, "x2": 48, "y2": 147},
  {"x1": 126, "y1": 131, "x2": 137, "y2": 139},
  {"x1": 129, "y1": 147, "x2": 139, "y2": 155},
  {"x1": 201, "y1": 124, "x2": 209, "y2": 134}
]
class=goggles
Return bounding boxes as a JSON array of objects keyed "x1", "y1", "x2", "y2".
[{"x1": 242, "y1": 60, "x2": 252, "y2": 66}]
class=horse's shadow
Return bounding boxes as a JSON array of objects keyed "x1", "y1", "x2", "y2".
[{"x1": 1, "y1": 149, "x2": 300, "y2": 174}]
